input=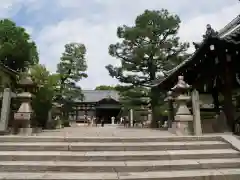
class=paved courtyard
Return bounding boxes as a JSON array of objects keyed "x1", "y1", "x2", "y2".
[{"x1": 38, "y1": 124, "x2": 174, "y2": 137}]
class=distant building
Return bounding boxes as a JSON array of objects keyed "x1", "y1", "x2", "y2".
[{"x1": 71, "y1": 90, "x2": 121, "y2": 123}]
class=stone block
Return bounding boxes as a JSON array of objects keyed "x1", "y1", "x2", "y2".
[{"x1": 18, "y1": 128, "x2": 33, "y2": 136}]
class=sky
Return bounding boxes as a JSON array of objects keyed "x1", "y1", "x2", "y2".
[{"x1": 1, "y1": 0, "x2": 239, "y2": 89}]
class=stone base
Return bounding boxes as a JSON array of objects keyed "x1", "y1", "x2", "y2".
[
  {"x1": 18, "y1": 128, "x2": 33, "y2": 136},
  {"x1": 171, "y1": 120, "x2": 193, "y2": 136},
  {"x1": 32, "y1": 127, "x2": 42, "y2": 134},
  {"x1": 0, "y1": 130, "x2": 9, "y2": 135},
  {"x1": 9, "y1": 127, "x2": 42, "y2": 135},
  {"x1": 175, "y1": 114, "x2": 193, "y2": 121},
  {"x1": 56, "y1": 124, "x2": 63, "y2": 129},
  {"x1": 0, "y1": 123, "x2": 8, "y2": 135}
]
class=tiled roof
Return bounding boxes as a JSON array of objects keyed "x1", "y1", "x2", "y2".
[
  {"x1": 218, "y1": 15, "x2": 240, "y2": 37},
  {"x1": 74, "y1": 90, "x2": 120, "y2": 103},
  {"x1": 220, "y1": 15, "x2": 240, "y2": 44},
  {"x1": 153, "y1": 14, "x2": 240, "y2": 87},
  {"x1": 0, "y1": 63, "x2": 17, "y2": 77}
]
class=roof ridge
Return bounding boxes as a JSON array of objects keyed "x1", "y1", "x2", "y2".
[
  {"x1": 162, "y1": 14, "x2": 240, "y2": 78},
  {"x1": 218, "y1": 14, "x2": 240, "y2": 36},
  {"x1": 152, "y1": 14, "x2": 240, "y2": 87},
  {"x1": 0, "y1": 62, "x2": 18, "y2": 77}
]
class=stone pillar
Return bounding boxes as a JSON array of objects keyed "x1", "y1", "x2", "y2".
[
  {"x1": 0, "y1": 88, "x2": 11, "y2": 133},
  {"x1": 147, "y1": 111, "x2": 152, "y2": 124},
  {"x1": 130, "y1": 109, "x2": 133, "y2": 127},
  {"x1": 55, "y1": 115, "x2": 62, "y2": 129},
  {"x1": 46, "y1": 109, "x2": 52, "y2": 129},
  {"x1": 52, "y1": 102, "x2": 63, "y2": 129},
  {"x1": 171, "y1": 76, "x2": 193, "y2": 135},
  {"x1": 192, "y1": 89, "x2": 202, "y2": 135}
]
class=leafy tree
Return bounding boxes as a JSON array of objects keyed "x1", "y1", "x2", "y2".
[
  {"x1": 120, "y1": 86, "x2": 149, "y2": 108},
  {"x1": 57, "y1": 42, "x2": 87, "y2": 97},
  {"x1": 0, "y1": 19, "x2": 39, "y2": 71},
  {"x1": 56, "y1": 42, "x2": 88, "y2": 123},
  {"x1": 106, "y1": 9, "x2": 189, "y2": 127},
  {"x1": 95, "y1": 85, "x2": 116, "y2": 90},
  {"x1": 30, "y1": 64, "x2": 59, "y2": 128},
  {"x1": 95, "y1": 84, "x2": 133, "y2": 92}
]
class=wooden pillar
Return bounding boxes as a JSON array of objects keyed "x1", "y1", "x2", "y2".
[
  {"x1": 218, "y1": 45, "x2": 234, "y2": 131},
  {"x1": 223, "y1": 54, "x2": 234, "y2": 131}
]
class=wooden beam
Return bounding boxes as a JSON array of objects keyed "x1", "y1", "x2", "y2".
[{"x1": 217, "y1": 41, "x2": 235, "y2": 131}]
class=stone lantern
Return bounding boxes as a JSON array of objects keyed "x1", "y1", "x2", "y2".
[
  {"x1": 171, "y1": 76, "x2": 193, "y2": 135},
  {"x1": 13, "y1": 73, "x2": 36, "y2": 135}
]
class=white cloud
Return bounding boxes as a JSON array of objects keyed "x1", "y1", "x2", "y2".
[
  {"x1": 179, "y1": 3, "x2": 240, "y2": 50},
  {"x1": 0, "y1": 0, "x2": 239, "y2": 89},
  {"x1": 0, "y1": 0, "x2": 39, "y2": 17},
  {"x1": 36, "y1": 19, "x2": 120, "y2": 88}
]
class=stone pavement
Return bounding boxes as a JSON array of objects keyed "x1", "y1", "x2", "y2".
[{"x1": 38, "y1": 124, "x2": 174, "y2": 137}]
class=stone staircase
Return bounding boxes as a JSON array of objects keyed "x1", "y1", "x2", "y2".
[{"x1": 0, "y1": 136, "x2": 240, "y2": 179}]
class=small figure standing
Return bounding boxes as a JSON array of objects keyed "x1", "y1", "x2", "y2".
[
  {"x1": 120, "y1": 117, "x2": 123, "y2": 124},
  {"x1": 123, "y1": 117, "x2": 128, "y2": 127},
  {"x1": 84, "y1": 115, "x2": 87, "y2": 125},
  {"x1": 87, "y1": 116, "x2": 91, "y2": 126},
  {"x1": 95, "y1": 117, "x2": 98, "y2": 127},
  {"x1": 101, "y1": 118, "x2": 104, "y2": 127}
]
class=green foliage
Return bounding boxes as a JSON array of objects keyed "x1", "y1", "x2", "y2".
[
  {"x1": 57, "y1": 43, "x2": 87, "y2": 83},
  {"x1": 106, "y1": 9, "x2": 189, "y2": 127},
  {"x1": 119, "y1": 86, "x2": 149, "y2": 108},
  {"x1": 30, "y1": 64, "x2": 59, "y2": 128},
  {"x1": 106, "y1": 9, "x2": 189, "y2": 85},
  {"x1": 95, "y1": 85, "x2": 116, "y2": 90},
  {"x1": 94, "y1": 84, "x2": 133, "y2": 92},
  {"x1": 57, "y1": 42, "x2": 88, "y2": 102},
  {"x1": 56, "y1": 42, "x2": 88, "y2": 124},
  {"x1": 0, "y1": 19, "x2": 39, "y2": 71}
]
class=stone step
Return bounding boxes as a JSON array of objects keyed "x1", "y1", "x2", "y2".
[
  {"x1": 0, "y1": 135, "x2": 223, "y2": 142},
  {"x1": 1, "y1": 158, "x2": 240, "y2": 172},
  {"x1": 0, "y1": 149, "x2": 239, "y2": 161},
  {"x1": 0, "y1": 141, "x2": 230, "y2": 151},
  {"x1": 0, "y1": 168, "x2": 240, "y2": 179}
]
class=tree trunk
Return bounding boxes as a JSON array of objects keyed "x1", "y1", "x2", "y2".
[{"x1": 150, "y1": 87, "x2": 159, "y2": 128}]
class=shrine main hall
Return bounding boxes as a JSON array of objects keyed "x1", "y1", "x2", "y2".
[{"x1": 70, "y1": 90, "x2": 121, "y2": 123}]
